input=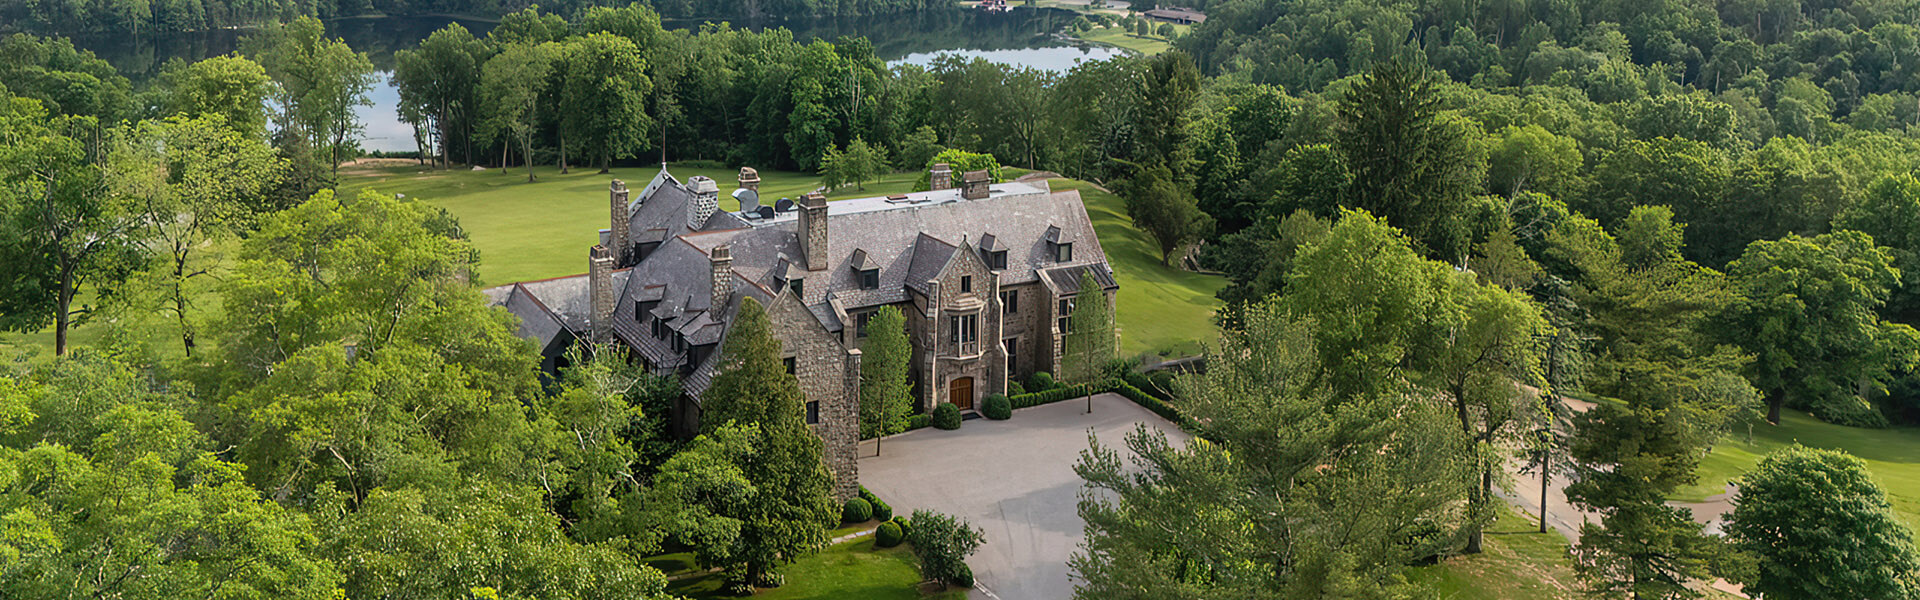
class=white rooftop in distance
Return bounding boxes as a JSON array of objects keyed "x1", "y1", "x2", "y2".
[{"x1": 735, "y1": 180, "x2": 1052, "y2": 226}]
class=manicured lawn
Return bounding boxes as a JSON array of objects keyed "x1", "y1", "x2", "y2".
[
  {"x1": 337, "y1": 161, "x2": 921, "y2": 285},
  {"x1": 1408, "y1": 506, "x2": 1742, "y2": 599},
  {"x1": 1071, "y1": 24, "x2": 1179, "y2": 55},
  {"x1": 663, "y1": 537, "x2": 967, "y2": 600},
  {"x1": 1684, "y1": 411, "x2": 1920, "y2": 530},
  {"x1": 1049, "y1": 178, "x2": 1225, "y2": 358}
]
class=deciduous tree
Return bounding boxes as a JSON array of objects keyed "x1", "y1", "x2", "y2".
[
  {"x1": 859, "y1": 305, "x2": 911, "y2": 456},
  {"x1": 1725, "y1": 445, "x2": 1920, "y2": 600}
]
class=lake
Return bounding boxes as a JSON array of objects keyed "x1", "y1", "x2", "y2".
[{"x1": 65, "y1": 9, "x2": 1125, "y2": 151}]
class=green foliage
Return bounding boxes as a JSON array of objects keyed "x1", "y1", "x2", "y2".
[
  {"x1": 1062, "y1": 271, "x2": 1115, "y2": 386},
  {"x1": 155, "y1": 54, "x2": 274, "y2": 135},
  {"x1": 875, "y1": 521, "x2": 905, "y2": 548},
  {"x1": 1725, "y1": 445, "x2": 1920, "y2": 600},
  {"x1": 859, "y1": 305, "x2": 912, "y2": 446},
  {"x1": 560, "y1": 33, "x2": 653, "y2": 174},
  {"x1": 479, "y1": 41, "x2": 560, "y2": 182},
  {"x1": 912, "y1": 149, "x2": 1002, "y2": 191},
  {"x1": 1335, "y1": 59, "x2": 1483, "y2": 263},
  {"x1": 1714, "y1": 231, "x2": 1920, "y2": 426},
  {"x1": 871, "y1": 499, "x2": 892, "y2": 522},
  {"x1": 1120, "y1": 163, "x2": 1213, "y2": 265},
  {"x1": 393, "y1": 23, "x2": 490, "y2": 168},
  {"x1": 905, "y1": 510, "x2": 983, "y2": 589},
  {"x1": 1075, "y1": 299, "x2": 1471, "y2": 598},
  {"x1": 244, "y1": 17, "x2": 376, "y2": 174},
  {"x1": 843, "y1": 498, "x2": 873, "y2": 523},
  {"x1": 1028, "y1": 371, "x2": 1055, "y2": 391},
  {"x1": 1834, "y1": 173, "x2": 1920, "y2": 322},
  {"x1": 819, "y1": 137, "x2": 889, "y2": 191},
  {"x1": 982, "y1": 394, "x2": 1011, "y2": 420},
  {"x1": 931, "y1": 403, "x2": 961, "y2": 430}
]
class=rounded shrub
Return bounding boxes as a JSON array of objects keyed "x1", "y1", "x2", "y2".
[
  {"x1": 1029, "y1": 371, "x2": 1055, "y2": 391},
  {"x1": 1007, "y1": 380, "x2": 1027, "y2": 397},
  {"x1": 933, "y1": 403, "x2": 962, "y2": 430},
  {"x1": 842, "y1": 497, "x2": 873, "y2": 523},
  {"x1": 875, "y1": 521, "x2": 905, "y2": 548},
  {"x1": 893, "y1": 516, "x2": 912, "y2": 538},
  {"x1": 950, "y1": 563, "x2": 975, "y2": 588},
  {"x1": 983, "y1": 394, "x2": 1012, "y2": 420},
  {"x1": 872, "y1": 499, "x2": 893, "y2": 522}
]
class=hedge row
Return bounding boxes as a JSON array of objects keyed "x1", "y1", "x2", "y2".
[
  {"x1": 1008, "y1": 384, "x2": 1094, "y2": 409},
  {"x1": 882, "y1": 377, "x2": 1192, "y2": 434},
  {"x1": 1113, "y1": 380, "x2": 1194, "y2": 430}
]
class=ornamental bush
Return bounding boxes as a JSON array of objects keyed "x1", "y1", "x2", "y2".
[
  {"x1": 951, "y1": 564, "x2": 975, "y2": 588},
  {"x1": 872, "y1": 499, "x2": 894, "y2": 522},
  {"x1": 875, "y1": 521, "x2": 905, "y2": 548},
  {"x1": 1007, "y1": 380, "x2": 1027, "y2": 396},
  {"x1": 843, "y1": 497, "x2": 873, "y2": 523},
  {"x1": 893, "y1": 516, "x2": 912, "y2": 538},
  {"x1": 983, "y1": 394, "x2": 1012, "y2": 420},
  {"x1": 1029, "y1": 372, "x2": 1056, "y2": 391},
  {"x1": 933, "y1": 403, "x2": 962, "y2": 430}
]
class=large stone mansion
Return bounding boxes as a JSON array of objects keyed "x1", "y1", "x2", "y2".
[{"x1": 484, "y1": 164, "x2": 1117, "y2": 498}]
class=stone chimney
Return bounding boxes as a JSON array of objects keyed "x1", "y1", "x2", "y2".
[
  {"x1": 799, "y1": 192, "x2": 828, "y2": 271},
  {"x1": 688, "y1": 176, "x2": 719, "y2": 230},
  {"x1": 738, "y1": 166, "x2": 761, "y2": 192},
  {"x1": 961, "y1": 169, "x2": 991, "y2": 200},
  {"x1": 929, "y1": 163, "x2": 953, "y2": 191},
  {"x1": 609, "y1": 180, "x2": 630, "y2": 266},
  {"x1": 589, "y1": 244, "x2": 615, "y2": 344},
  {"x1": 710, "y1": 245, "x2": 733, "y2": 311}
]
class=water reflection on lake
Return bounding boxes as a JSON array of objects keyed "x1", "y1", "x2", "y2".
[{"x1": 68, "y1": 9, "x2": 1125, "y2": 152}]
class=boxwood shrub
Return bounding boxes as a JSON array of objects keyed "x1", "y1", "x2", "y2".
[
  {"x1": 1028, "y1": 371, "x2": 1056, "y2": 391},
  {"x1": 932, "y1": 403, "x2": 962, "y2": 430},
  {"x1": 842, "y1": 497, "x2": 873, "y2": 523},
  {"x1": 875, "y1": 521, "x2": 905, "y2": 548},
  {"x1": 983, "y1": 394, "x2": 1012, "y2": 419},
  {"x1": 872, "y1": 499, "x2": 893, "y2": 522}
]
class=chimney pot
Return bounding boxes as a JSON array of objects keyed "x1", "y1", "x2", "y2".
[
  {"x1": 929, "y1": 163, "x2": 954, "y2": 191},
  {"x1": 737, "y1": 167, "x2": 761, "y2": 191}
]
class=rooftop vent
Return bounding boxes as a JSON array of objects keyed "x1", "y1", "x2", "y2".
[
  {"x1": 775, "y1": 198, "x2": 796, "y2": 212},
  {"x1": 733, "y1": 188, "x2": 760, "y2": 213}
]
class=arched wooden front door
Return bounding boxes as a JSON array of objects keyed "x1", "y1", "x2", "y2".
[{"x1": 950, "y1": 377, "x2": 974, "y2": 410}]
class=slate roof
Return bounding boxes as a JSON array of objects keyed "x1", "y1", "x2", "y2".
[{"x1": 494, "y1": 166, "x2": 1112, "y2": 401}]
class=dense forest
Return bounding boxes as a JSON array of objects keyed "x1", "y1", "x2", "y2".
[
  {"x1": 4, "y1": 0, "x2": 1920, "y2": 596},
  {"x1": 0, "y1": 0, "x2": 947, "y2": 35}
]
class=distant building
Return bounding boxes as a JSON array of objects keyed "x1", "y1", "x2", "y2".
[
  {"x1": 485, "y1": 164, "x2": 1117, "y2": 500},
  {"x1": 1143, "y1": 7, "x2": 1206, "y2": 24}
]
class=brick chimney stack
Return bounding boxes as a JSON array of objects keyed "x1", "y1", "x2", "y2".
[
  {"x1": 589, "y1": 244, "x2": 615, "y2": 344},
  {"x1": 929, "y1": 163, "x2": 953, "y2": 191},
  {"x1": 710, "y1": 244, "x2": 733, "y2": 311},
  {"x1": 961, "y1": 169, "x2": 991, "y2": 200},
  {"x1": 609, "y1": 180, "x2": 630, "y2": 266},
  {"x1": 799, "y1": 192, "x2": 828, "y2": 271}
]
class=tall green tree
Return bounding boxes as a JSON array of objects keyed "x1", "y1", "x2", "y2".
[
  {"x1": 697, "y1": 297, "x2": 837, "y2": 586},
  {"x1": 1335, "y1": 59, "x2": 1484, "y2": 263},
  {"x1": 561, "y1": 33, "x2": 653, "y2": 174},
  {"x1": 1073, "y1": 299, "x2": 1471, "y2": 598},
  {"x1": 155, "y1": 54, "x2": 274, "y2": 135},
  {"x1": 244, "y1": 17, "x2": 375, "y2": 175},
  {"x1": 1121, "y1": 163, "x2": 1213, "y2": 266},
  {"x1": 1714, "y1": 231, "x2": 1920, "y2": 426},
  {"x1": 0, "y1": 96, "x2": 139, "y2": 356},
  {"x1": 107, "y1": 114, "x2": 284, "y2": 356},
  {"x1": 1132, "y1": 50, "x2": 1202, "y2": 174},
  {"x1": 1061, "y1": 270, "x2": 1114, "y2": 393},
  {"x1": 393, "y1": 23, "x2": 492, "y2": 168},
  {"x1": 859, "y1": 305, "x2": 911, "y2": 456},
  {"x1": 479, "y1": 42, "x2": 559, "y2": 182},
  {"x1": 1725, "y1": 445, "x2": 1920, "y2": 600},
  {"x1": 1834, "y1": 173, "x2": 1920, "y2": 322}
]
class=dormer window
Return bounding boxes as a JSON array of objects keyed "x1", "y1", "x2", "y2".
[
  {"x1": 851, "y1": 248, "x2": 879, "y2": 290},
  {"x1": 988, "y1": 250, "x2": 1007, "y2": 270},
  {"x1": 1056, "y1": 242, "x2": 1073, "y2": 262},
  {"x1": 790, "y1": 277, "x2": 804, "y2": 296},
  {"x1": 1043, "y1": 226, "x2": 1074, "y2": 263}
]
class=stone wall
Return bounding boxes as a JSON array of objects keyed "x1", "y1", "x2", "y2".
[{"x1": 766, "y1": 291, "x2": 862, "y2": 501}]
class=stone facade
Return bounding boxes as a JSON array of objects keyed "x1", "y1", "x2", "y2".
[{"x1": 765, "y1": 289, "x2": 862, "y2": 500}]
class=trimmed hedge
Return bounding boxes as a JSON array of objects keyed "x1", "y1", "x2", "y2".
[
  {"x1": 875, "y1": 521, "x2": 905, "y2": 547},
  {"x1": 893, "y1": 516, "x2": 912, "y2": 538},
  {"x1": 1009, "y1": 384, "x2": 1093, "y2": 409},
  {"x1": 1114, "y1": 380, "x2": 1193, "y2": 429},
  {"x1": 1028, "y1": 371, "x2": 1056, "y2": 391},
  {"x1": 982, "y1": 394, "x2": 1012, "y2": 420},
  {"x1": 1007, "y1": 380, "x2": 1027, "y2": 397},
  {"x1": 932, "y1": 403, "x2": 962, "y2": 430},
  {"x1": 842, "y1": 498, "x2": 873, "y2": 523},
  {"x1": 872, "y1": 499, "x2": 894, "y2": 522},
  {"x1": 906, "y1": 414, "x2": 932, "y2": 431}
]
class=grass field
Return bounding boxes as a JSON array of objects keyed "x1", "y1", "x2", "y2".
[
  {"x1": 664, "y1": 536, "x2": 966, "y2": 600},
  {"x1": 338, "y1": 161, "x2": 923, "y2": 285},
  {"x1": 1071, "y1": 24, "x2": 1181, "y2": 55},
  {"x1": 1408, "y1": 507, "x2": 1742, "y2": 599},
  {"x1": 1683, "y1": 411, "x2": 1920, "y2": 529},
  {"x1": 1049, "y1": 178, "x2": 1224, "y2": 357}
]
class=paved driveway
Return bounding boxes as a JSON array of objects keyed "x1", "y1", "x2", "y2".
[{"x1": 858, "y1": 393, "x2": 1190, "y2": 600}]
